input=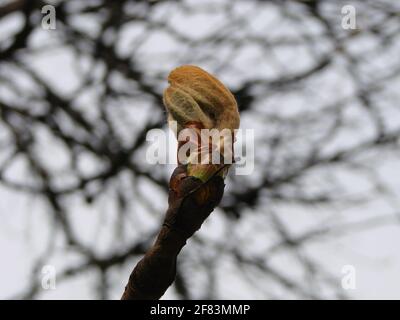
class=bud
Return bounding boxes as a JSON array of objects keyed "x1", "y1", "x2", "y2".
[{"x1": 163, "y1": 65, "x2": 240, "y2": 181}]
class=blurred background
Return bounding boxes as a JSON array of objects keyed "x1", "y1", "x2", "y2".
[{"x1": 0, "y1": 0, "x2": 400, "y2": 299}]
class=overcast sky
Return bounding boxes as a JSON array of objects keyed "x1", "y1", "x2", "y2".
[{"x1": 1, "y1": 0, "x2": 400, "y2": 299}]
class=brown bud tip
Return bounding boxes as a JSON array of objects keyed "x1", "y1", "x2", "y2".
[{"x1": 163, "y1": 65, "x2": 240, "y2": 134}]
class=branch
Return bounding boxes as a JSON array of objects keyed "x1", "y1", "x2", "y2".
[
  {"x1": 121, "y1": 65, "x2": 238, "y2": 299},
  {"x1": 121, "y1": 165, "x2": 225, "y2": 299}
]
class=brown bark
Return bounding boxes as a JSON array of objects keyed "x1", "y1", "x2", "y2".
[
  {"x1": 121, "y1": 165, "x2": 225, "y2": 300},
  {"x1": 0, "y1": 0, "x2": 27, "y2": 19}
]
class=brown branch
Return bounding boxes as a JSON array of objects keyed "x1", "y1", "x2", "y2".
[
  {"x1": 121, "y1": 165, "x2": 225, "y2": 300},
  {"x1": 0, "y1": 0, "x2": 27, "y2": 19}
]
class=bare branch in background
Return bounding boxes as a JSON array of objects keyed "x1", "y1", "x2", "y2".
[{"x1": 0, "y1": 0, "x2": 399, "y2": 299}]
